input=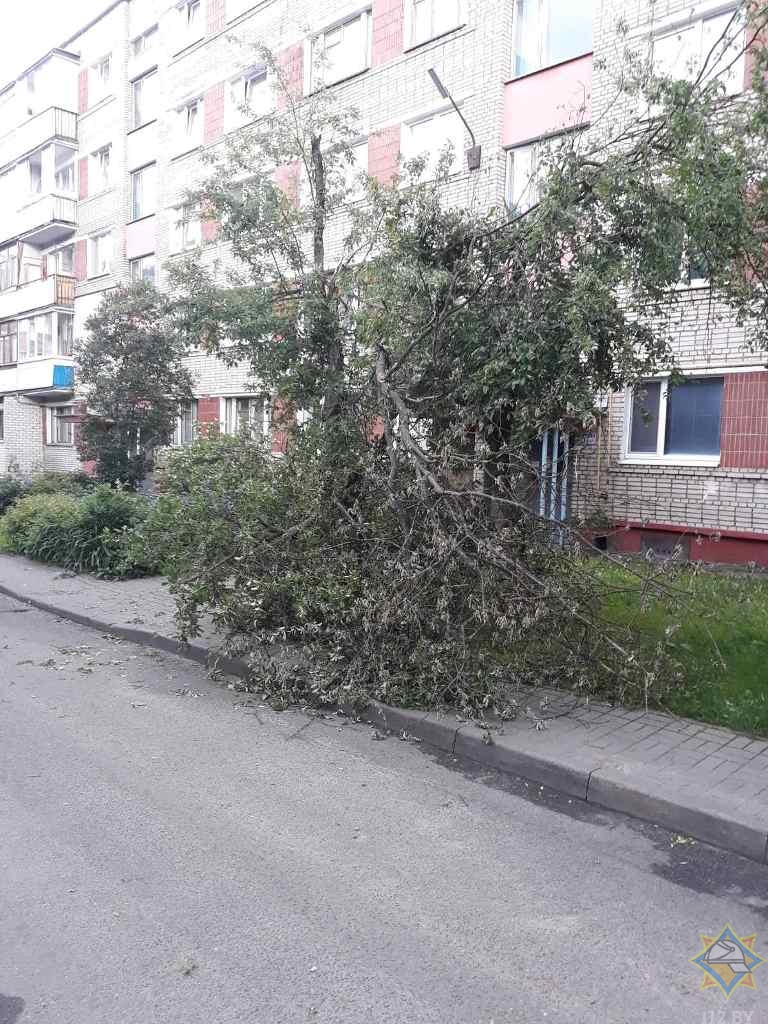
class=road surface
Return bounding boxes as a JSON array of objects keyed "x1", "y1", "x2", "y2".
[{"x1": 1, "y1": 594, "x2": 767, "y2": 1023}]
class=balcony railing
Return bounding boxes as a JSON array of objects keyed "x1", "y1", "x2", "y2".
[
  {"x1": 0, "y1": 192, "x2": 77, "y2": 248},
  {"x1": 0, "y1": 107, "x2": 77, "y2": 172},
  {"x1": 0, "y1": 273, "x2": 75, "y2": 321}
]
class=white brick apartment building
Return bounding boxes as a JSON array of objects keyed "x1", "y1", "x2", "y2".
[{"x1": 0, "y1": 0, "x2": 766, "y2": 566}]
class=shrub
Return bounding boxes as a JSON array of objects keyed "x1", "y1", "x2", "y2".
[
  {"x1": 0, "y1": 485, "x2": 156, "y2": 578},
  {"x1": 25, "y1": 471, "x2": 96, "y2": 497},
  {"x1": 0, "y1": 475, "x2": 25, "y2": 516}
]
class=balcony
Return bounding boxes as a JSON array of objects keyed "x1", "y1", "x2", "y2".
[
  {"x1": 0, "y1": 274, "x2": 75, "y2": 321},
  {"x1": 0, "y1": 193, "x2": 77, "y2": 249},
  {"x1": 0, "y1": 356, "x2": 75, "y2": 398},
  {"x1": 0, "y1": 107, "x2": 77, "y2": 172}
]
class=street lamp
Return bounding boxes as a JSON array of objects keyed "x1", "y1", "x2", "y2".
[{"x1": 427, "y1": 67, "x2": 482, "y2": 171}]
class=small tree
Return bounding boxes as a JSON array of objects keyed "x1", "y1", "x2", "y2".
[
  {"x1": 77, "y1": 283, "x2": 194, "y2": 487},
  {"x1": 148, "y1": 12, "x2": 768, "y2": 713}
]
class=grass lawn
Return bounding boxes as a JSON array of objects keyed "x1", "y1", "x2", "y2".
[{"x1": 595, "y1": 562, "x2": 768, "y2": 736}]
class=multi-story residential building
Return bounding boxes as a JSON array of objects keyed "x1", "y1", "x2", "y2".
[{"x1": 1, "y1": 0, "x2": 766, "y2": 567}]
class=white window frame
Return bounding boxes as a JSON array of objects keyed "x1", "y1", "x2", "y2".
[
  {"x1": 132, "y1": 25, "x2": 158, "y2": 58},
  {"x1": 309, "y1": 9, "x2": 373, "y2": 91},
  {"x1": 177, "y1": 0, "x2": 203, "y2": 49},
  {"x1": 18, "y1": 313, "x2": 53, "y2": 361},
  {"x1": 177, "y1": 97, "x2": 203, "y2": 152},
  {"x1": 505, "y1": 141, "x2": 547, "y2": 212},
  {"x1": 88, "y1": 231, "x2": 114, "y2": 278},
  {"x1": 402, "y1": 104, "x2": 466, "y2": 180},
  {"x1": 91, "y1": 144, "x2": 112, "y2": 192},
  {"x1": 651, "y1": 6, "x2": 745, "y2": 96},
  {"x1": 57, "y1": 313, "x2": 74, "y2": 356},
  {"x1": 171, "y1": 204, "x2": 202, "y2": 252},
  {"x1": 511, "y1": 0, "x2": 595, "y2": 78},
  {"x1": 228, "y1": 66, "x2": 272, "y2": 127},
  {"x1": 47, "y1": 404, "x2": 75, "y2": 447},
  {"x1": 54, "y1": 154, "x2": 75, "y2": 193},
  {"x1": 405, "y1": 0, "x2": 463, "y2": 50},
  {"x1": 221, "y1": 395, "x2": 269, "y2": 438},
  {"x1": 175, "y1": 400, "x2": 198, "y2": 445},
  {"x1": 129, "y1": 253, "x2": 158, "y2": 285},
  {"x1": 90, "y1": 54, "x2": 112, "y2": 104},
  {"x1": 131, "y1": 70, "x2": 158, "y2": 130},
  {"x1": 50, "y1": 244, "x2": 75, "y2": 276},
  {"x1": 622, "y1": 374, "x2": 724, "y2": 467},
  {"x1": 130, "y1": 162, "x2": 157, "y2": 220}
]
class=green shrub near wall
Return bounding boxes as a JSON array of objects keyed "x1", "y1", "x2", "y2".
[{"x1": 0, "y1": 485, "x2": 156, "y2": 578}]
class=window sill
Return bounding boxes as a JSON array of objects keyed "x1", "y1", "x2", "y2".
[
  {"x1": 172, "y1": 34, "x2": 206, "y2": 59},
  {"x1": 127, "y1": 213, "x2": 156, "y2": 226},
  {"x1": 83, "y1": 186, "x2": 114, "y2": 203},
  {"x1": 85, "y1": 272, "x2": 112, "y2": 282},
  {"x1": 404, "y1": 24, "x2": 465, "y2": 54},
  {"x1": 620, "y1": 455, "x2": 721, "y2": 468},
  {"x1": 45, "y1": 443, "x2": 75, "y2": 449},
  {"x1": 505, "y1": 51, "x2": 593, "y2": 86},
  {"x1": 172, "y1": 145, "x2": 203, "y2": 161},
  {"x1": 309, "y1": 66, "x2": 370, "y2": 94},
  {"x1": 128, "y1": 117, "x2": 158, "y2": 136}
]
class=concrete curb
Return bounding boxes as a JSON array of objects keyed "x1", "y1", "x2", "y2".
[{"x1": 3, "y1": 578, "x2": 767, "y2": 865}]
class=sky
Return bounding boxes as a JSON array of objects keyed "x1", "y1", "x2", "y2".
[{"x1": 0, "y1": 0, "x2": 107, "y2": 85}]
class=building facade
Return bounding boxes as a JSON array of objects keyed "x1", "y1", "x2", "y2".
[{"x1": 0, "y1": 0, "x2": 766, "y2": 565}]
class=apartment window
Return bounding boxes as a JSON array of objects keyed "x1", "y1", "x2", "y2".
[
  {"x1": 51, "y1": 244, "x2": 74, "y2": 275},
  {"x1": 177, "y1": 98, "x2": 203, "y2": 151},
  {"x1": 132, "y1": 25, "x2": 158, "y2": 57},
  {"x1": 311, "y1": 10, "x2": 372, "y2": 89},
  {"x1": 171, "y1": 204, "x2": 201, "y2": 251},
  {"x1": 91, "y1": 145, "x2": 112, "y2": 191},
  {"x1": 57, "y1": 314, "x2": 74, "y2": 357},
  {"x1": 230, "y1": 66, "x2": 272, "y2": 124},
  {"x1": 91, "y1": 55, "x2": 112, "y2": 103},
  {"x1": 344, "y1": 139, "x2": 369, "y2": 200},
  {"x1": 512, "y1": 0, "x2": 594, "y2": 78},
  {"x1": 403, "y1": 107, "x2": 465, "y2": 179},
  {"x1": 131, "y1": 163, "x2": 157, "y2": 220},
  {"x1": 47, "y1": 405, "x2": 75, "y2": 446},
  {"x1": 18, "y1": 314, "x2": 53, "y2": 361},
  {"x1": 407, "y1": 0, "x2": 462, "y2": 48},
  {"x1": 89, "y1": 232, "x2": 114, "y2": 278},
  {"x1": 175, "y1": 400, "x2": 198, "y2": 445},
  {"x1": 131, "y1": 70, "x2": 158, "y2": 129},
  {"x1": 223, "y1": 396, "x2": 265, "y2": 438},
  {"x1": 28, "y1": 152, "x2": 42, "y2": 194},
  {"x1": 627, "y1": 378, "x2": 724, "y2": 461},
  {"x1": 506, "y1": 142, "x2": 546, "y2": 212},
  {"x1": 130, "y1": 254, "x2": 157, "y2": 285},
  {"x1": 0, "y1": 322, "x2": 17, "y2": 365},
  {"x1": 54, "y1": 154, "x2": 75, "y2": 193},
  {"x1": 178, "y1": 0, "x2": 202, "y2": 46},
  {"x1": 653, "y1": 9, "x2": 745, "y2": 95},
  {"x1": 0, "y1": 247, "x2": 18, "y2": 291}
]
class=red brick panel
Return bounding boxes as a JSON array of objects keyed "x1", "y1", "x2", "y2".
[
  {"x1": 204, "y1": 82, "x2": 225, "y2": 143},
  {"x1": 202, "y1": 217, "x2": 220, "y2": 243},
  {"x1": 277, "y1": 43, "x2": 304, "y2": 110},
  {"x1": 274, "y1": 161, "x2": 300, "y2": 206},
  {"x1": 720, "y1": 371, "x2": 768, "y2": 468},
  {"x1": 372, "y1": 0, "x2": 404, "y2": 67},
  {"x1": 271, "y1": 398, "x2": 294, "y2": 455},
  {"x1": 78, "y1": 69, "x2": 88, "y2": 113},
  {"x1": 74, "y1": 240, "x2": 87, "y2": 282},
  {"x1": 197, "y1": 396, "x2": 221, "y2": 424},
  {"x1": 78, "y1": 157, "x2": 88, "y2": 200},
  {"x1": 368, "y1": 125, "x2": 401, "y2": 184},
  {"x1": 206, "y1": 0, "x2": 226, "y2": 35}
]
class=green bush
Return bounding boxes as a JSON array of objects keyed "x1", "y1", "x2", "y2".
[
  {"x1": 0, "y1": 485, "x2": 156, "y2": 578},
  {"x1": 0, "y1": 475, "x2": 25, "y2": 516},
  {"x1": 25, "y1": 471, "x2": 96, "y2": 497}
]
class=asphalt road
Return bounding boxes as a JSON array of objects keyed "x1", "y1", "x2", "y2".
[{"x1": 2, "y1": 594, "x2": 768, "y2": 1024}]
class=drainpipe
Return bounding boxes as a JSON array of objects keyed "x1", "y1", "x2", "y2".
[{"x1": 539, "y1": 430, "x2": 549, "y2": 518}]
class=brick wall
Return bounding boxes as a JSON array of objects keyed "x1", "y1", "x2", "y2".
[
  {"x1": 204, "y1": 82, "x2": 225, "y2": 143},
  {"x1": 197, "y1": 396, "x2": 221, "y2": 427},
  {"x1": 74, "y1": 241, "x2": 88, "y2": 282},
  {"x1": 206, "y1": 0, "x2": 226, "y2": 36},
  {"x1": 368, "y1": 125, "x2": 401, "y2": 184},
  {"x1": 78, "y1": 69, "x2": 89, "y2": 114},
  {"x1": 274, "y1": 161, "x2": 300, "y2": 205},
  {"x1": 78, "y1": 157, "x2": 89, "y2": 200},
  {"x1": 372, "y1": 0, "x2": 404, "y2": 67},
  {"x1": 721, "y1": 372, "x2": 768, "y2": 469},
  {"x1": 277, "y1": 42, "x2": 304, "y2": 110}
]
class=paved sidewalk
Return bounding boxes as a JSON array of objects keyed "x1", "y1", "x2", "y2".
[{"x1": 2, "y1": 552, "x2": 768, "y2": 864}]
